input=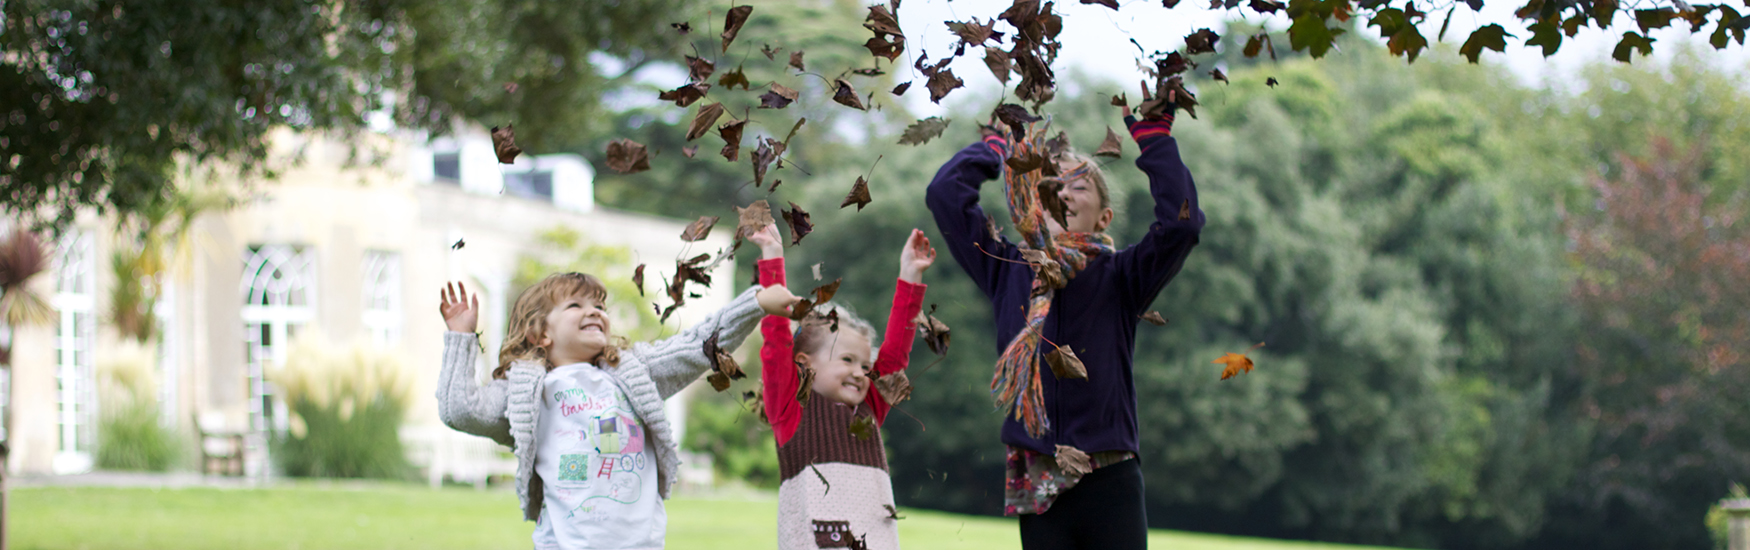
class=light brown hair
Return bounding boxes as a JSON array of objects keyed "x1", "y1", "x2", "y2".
[
  {"x1": 493, "y1": 272, "x2": 621, "y2": 379},
  {"x1": 792, "y1": 302, "x2": 878, "y2": 362}
]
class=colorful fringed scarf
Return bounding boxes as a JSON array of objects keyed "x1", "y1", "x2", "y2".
[{"x1": 988, "y1": 125, "x2": 1115, "y2": 438}]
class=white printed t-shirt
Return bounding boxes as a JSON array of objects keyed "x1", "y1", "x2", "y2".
[{"x1": 532, "y1": 362, "x2": 663, "y2": 550}]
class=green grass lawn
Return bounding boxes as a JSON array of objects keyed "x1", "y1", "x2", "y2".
[{"x1": 14, "y1": 483, "x2": 1405, "y2": 550}]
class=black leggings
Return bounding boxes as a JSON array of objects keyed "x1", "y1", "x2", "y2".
[{"x1": 1018, "y1": 458, "x2": 1148, "y2": 550}]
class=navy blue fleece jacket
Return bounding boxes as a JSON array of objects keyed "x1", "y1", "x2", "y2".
[{"x1": 924, "y1": 120, "x2": 1205, "y2": 455}]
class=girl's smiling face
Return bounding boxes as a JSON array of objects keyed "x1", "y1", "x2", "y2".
[
  {"x1": 540, "y1": 293, "x2": 612, "y2": 366},
  {"x1": 800, "y1": 331, "x2": 873, "y2": 406}
]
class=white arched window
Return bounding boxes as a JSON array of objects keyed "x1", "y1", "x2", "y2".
[
  {"x1": 240, "y1": 245, "x2": 316, "y2": 443},
  {"x1": 52, "y1": 229, "x2": 96, "y2": 474},
  {"x1": 361, "y1": 250, "x2": 402, "y2": 346}
]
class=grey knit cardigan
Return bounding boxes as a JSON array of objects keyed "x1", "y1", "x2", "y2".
[{"x1": 436, "y1": 285, "x2": 764, "y2": 522}]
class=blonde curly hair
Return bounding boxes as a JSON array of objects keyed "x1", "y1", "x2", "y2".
[{"x1": 492, "y1": 272, "x2": 624, "y2": 379}]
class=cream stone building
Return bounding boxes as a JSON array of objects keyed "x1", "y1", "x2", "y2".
[{"x1": 3, "y1": 127, "x2": 737, "y2": 479}]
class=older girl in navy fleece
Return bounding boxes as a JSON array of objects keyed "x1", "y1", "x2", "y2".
[{"x1": 925, "y1": 104, "x2": 1203, "y2": 550}]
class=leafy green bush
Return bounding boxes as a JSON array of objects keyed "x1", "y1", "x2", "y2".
[
  {"x1": 270, "y1": 335, "x2": 412, "y2": 479},
  {"x1": 95, "y1": 342, "x2": 180, "y2": 471},
  {"x1": 684, "y1": 385, "x2": 779, "y2": 488}
]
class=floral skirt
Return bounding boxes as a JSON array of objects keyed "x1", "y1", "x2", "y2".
[{"x1": 1003, "y1": 445, "x2": 1136, "y2": 516}]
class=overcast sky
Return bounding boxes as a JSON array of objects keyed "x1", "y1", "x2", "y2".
[{"x1": 889, "y1": 0, "x2": 1750, "y2": 116}]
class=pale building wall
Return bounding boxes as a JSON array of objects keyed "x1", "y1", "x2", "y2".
[{"x1": 6, "y1": 126, "x2": 734, "y2": 475}]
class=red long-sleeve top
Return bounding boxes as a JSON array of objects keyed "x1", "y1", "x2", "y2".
[{"x1": 758, "y1": 257, "x2": 926, "y2": 446}]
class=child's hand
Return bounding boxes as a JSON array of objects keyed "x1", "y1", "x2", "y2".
[
  {"x1": 757, "y1": 284, "x2": 801, "y2": 317},
  {"x1": 746, "y1": 223, "x2": 784, "y2": 259},
  {"x1": 439, "y1": 282, "x2": 479, "y2": 334},
  {"x1": 899, "y1": 229, "x2": 936, "y2": 284}
]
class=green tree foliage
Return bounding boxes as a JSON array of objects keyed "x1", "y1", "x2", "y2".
[{"x1": 0, "y1": 0, "x2": 694, "y2": 227}]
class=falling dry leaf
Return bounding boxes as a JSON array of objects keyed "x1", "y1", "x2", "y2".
[
  {"x1": 705, "y1": 329, "x2": 745, "y2": 380},
  {"x1": 1055, "y1": 445, "x2": 1092, "y2": 476},
  {"x1": 491, "y1": 125, "x2": 522, "y2": 164},
  {"x1": 1184, "y1": 28, "x2": 1221, "y2": 54},
  {"x1": 789, "y1": 50, "x2": 806, "y2": 71},
  {"x1": 605, "y1": 139, "x2": 651, "y2": 174},
  {"x1": 1005, "y1": 150, "x2": 1047, "y2": 174},
  {"x1": 686, "y1": 55, "x2": 716, "y2": 82},
  {"x1": 876, "y1": 371, "x2": 913, "y2": 405},
  {"x1": 864, "y1": 35, "x2": 905, "y2": 60},
  {"x1": 760, "y1": 43, "x2": 780, "y2": 59},
  {"x1": 884, "y1": 504, "x2": 906, "y2": 521},
  {"x1": 1179, "y1": 198, "x2": 1192, "y2": 221},
  {"x1": 993, "y1": 103, "x2": 1041, "y2": 140},
  {"x1": 717, "y1": 65, "x2": 751, "y2": 90},
  {"x1": 891, "y1": 81, "x2": 912, "y2": 96},
  {"x1": 898, "y1": 117, "x2": 952, "y2": 146},
  {"x1": 852, "y1": 67, "x2": 886, "y2": 77},
  {"x1": 1214, "y1": 343, "x2": 1264, "y2": 380},
  {"x1": 926, "y1": 68, "x2": 964, "y2": 104},
  {"x1": 451, "y1": 238, "x2": 465, "y2": 250},
  {"x1": 864, "y1": 5, "x2": 903, "y2": 35},
  {"x1": 1095, "y1": 127, "x2": 1123, "y2": 158},
  {"x1": 680, "y1": 216, "x2": 720, "y2": 242},
  {"x1": 833, "y1": 79, "x2": 867, "y2": 111},
  {"x1": 841, "y1": 176, "x2": 872, "y2": 210},
  {"x1": 672, "y1": 22, "x2": 692, "y2": 33},
  {"x1": 1140, "y1": 311, "x2": 1168, "y2": 326},
  {"x1": 1045, "y1": 345, "x2": 1088, "y2": 380},
  {"x1": 1110, "y1": 93, "x2": 1128, "y2": 106},
  {"x1": 983, "y1": 47, "x2": 1013, "y2": 83},
  {"x1": 946, "y1": 18, "x2": 1002, "y2": 45},
  {"x1": 916, "y1": 305, "x2": 951, "y2": 356},
  {"x1": 707, "y1": 371, "x2": 732, "y2": 391},
  {"x1": 1266, "y1": 76, "x2": 1280, "y2": 87},
  {"x1": 752, "y1": 139, "x2": 777, "y2": 187},
  {"x1": 848, "y1": 414, "x2": 878, "y2": 440},
  {"x1": 759, "y1": 83, "x2": 800, "y2": 109},
  {"x1": 687, "y1": 102, "x2": 726, "y2": 141},
  {"x1": 658, "y1": 83, "x2": 711, "y2": 107},
  {"x1": 1020, "y1": 248, "x2": 1066, "y2": 291},
  {"x1": 735, "y1": 200, "x2": 775, "y2": 242},
  {"x1": 721, "y1": 5, "x2": 753, "y2": 52},
  {"x1": 781, "y1": 202, "x2": 813, "y2": 246},
  {"x1": 1211, "y1": 68, "x2": 1229, "y2": 83},
  {"x1": 1036, "y1": 178, "x2": 1071, "y2": 229},
  {"x1": 633, "y1": 264, "x2": 647, "y2": 296},
  {"x1": 682, "y1": 145, "x2": 699, "y2": 158},
  {"x1": 719, "y1": 118, "x2": 748, "y2": 161}
]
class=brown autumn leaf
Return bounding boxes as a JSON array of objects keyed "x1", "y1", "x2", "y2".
[
  {"x1": 1214, "y1": 343, "x2": 1264, "y2": 380},
  {"x1": 1005, "y1": 150, "x2": 1047, "y2": 174},
  {"x1": 993, "y1": 103, "x2": 1041, "y2": 139},
  {"x1": 1211, "y1": 68, "x2": 1229, "y2": 83},
  {"x1": 833, "y1": 79, "x2": 867, "y2": 111},
  {"x1": 1055, "y1": 445, "x2": 1092, "y2": 477},
  {"x1": 491, "y1": 125, "x2": 522, "y2": 164},
  {"x1": 687, "y1": 102, "x2": 726, "y2": 141},
  {"x1": 718, "y1": 118, "x2": 748, "y2": 161},
  {"x1": 681, "y1": 216, "x2": 720, "y2": 242},
  {"x1": 841, "y1": 176, "x2": 872, "y2": 210},
  {"x1": 781, "y1": 201, "x2": 813, "y2": 246},
  {"x1": 864, "y1": 35, "x2": 905, "y2": 61},
  {"x1": 658, "y1": 82, "x2": 710, "y2": 107},
  {"x1": 852, "y1": 67, "x2": 886, "y2": 77},
  {"x1": 761, "y1": 43, "x2": 780, "y2": 60},
  {"x1": 707, "y1": 371, "x2": 732, "y2": 391},
  {"x1": 891, "y1": 81, "x2": 912, "y2": 96},
  {"x1": 898, "y1": 117, "x2": 951, "y2": 146},
  {"x1": 633, "y1": 264, "x2": 647, "y2": 296},
  {"x1": 721, "y1": 5, "x2": 753, "y2": 52},
  {"x1": 1184, "y1": 28, "x2": 1221, "y2": 54},
  {"x1": 983, "y1": 47, "x2": 1013, "y2": 83},
  {"x1": 752, "y1": 139, "x2": 776, "y2": 187},
  {"x1": 672, "y1": 22, "x2": 692, "y2": 34},
  {"x1": 452, "y1": 238, "x2": 465, "y2": 250},
  {"x1": 759, "y1": 83, "x2": 800, "y2": 109},
  {"x1": 605, "y1": 139, "x2": 651, "y2": 174},
  {"x1": 1267, "y1": 76, "x2": 1280, "y2": 87},
  {"x1": 787, "y1": 279, "x2": 841, "y2": 321},
  {"x1": 926, "y1": 68, "x2": 964, "y2": 104},
  {"x1": 1095, "y1": 126, "x2": 1124, "y2": 158},
  {"x1": 682, "y1": 145, "x2": 699, "y2": 158},
  {"x1": 1167, "y1": 76, "x2": 1200, "y2": 118},
  {"x1": 1020, "y1": 248, "x2": 1066, "y2": 291},
  {"x1": 1140, "y1": 311, "x2": 1168, "y2": 326},
  {"x1": 876, "y1": 371, "x2": 913, "y2": 405},
  {"x1": 705, "y1": 329, "x2": 745, "y2": 380},
  {"x1": 1045, "y1": 132, "x2": 1071, "y2": 158},
  {"x1": 1036, "y1": 178, "x2": 1071, "y2": 229},
  {"x1": 915, "y1": 304, "x2": 951, "y2": 356},
  {"x1": 1179, "y1": 198, "x2": 1192, "y2": 220},
  {"x1": 686, "y1": 55, "x2": 716, "y2": 82},
  {"x1": 884, "y1": 504, "x2": 905, "y2": 521},
  {"x1": 864, "y1": 4, "x2": 903, "y2": 35},
  {"x1": 735, "y1": 200, "x2": 774, "y2": 242},
  {"x1": 717, "y1": 65, "x2": 751, "y2": 90},
  {"x1": 1080, "y1": 0, "x2": 1119, "y2": 9},
  {"x1": 789, "y1": 50, "x2": 806, "y2": 72},
  {"x1": 848, "y1": 413, "x2": 877, "y2": 440},
  {"x1": 946, "y1": 18, "x2": 1003, "y2": 45},
  {"x1": 813, "y1": 278, "x2": 842, "y2": 304}
]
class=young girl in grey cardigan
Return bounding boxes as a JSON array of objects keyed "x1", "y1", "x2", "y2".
[{"x1": 436, "y1": 238, "x2": 787, "y2": 549}]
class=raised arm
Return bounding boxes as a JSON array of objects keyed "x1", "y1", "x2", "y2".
[
  {"x1": 1113, "y1": 110, "x2": 1206, "y2": 312},
  {"x1": 435, "y1": 283, "x2": 513, "y2": 446},
  {"x1": 868, "y1": 229, "x2": 933, "y2": 426},
  {"x1": 925, "y1": 136, "x2": 1019, "y2": 300}
]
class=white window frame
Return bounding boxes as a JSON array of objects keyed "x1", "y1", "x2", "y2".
[
  {"x1": 52, "y1": 229, "x2": 97, "y2": 475},
  {"x1": 240, "y1": 245, "x2": 316, "y2": 446},
  {"x1": 361, "y1": 250, "x2": 402, "y2": 346}
]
